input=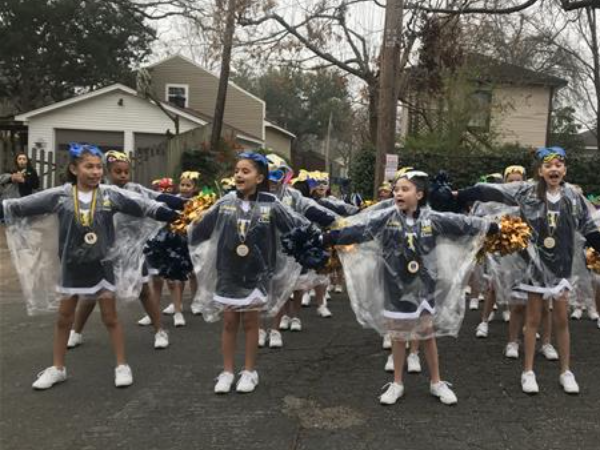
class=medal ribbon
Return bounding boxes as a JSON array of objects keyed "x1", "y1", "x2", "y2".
[{"x1": 73, "y1": 186, "x2": 98, "y2": 228}]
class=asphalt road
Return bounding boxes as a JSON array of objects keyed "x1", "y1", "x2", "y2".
[{"x1": 2, "y1": 279, "x2": 600, "y2": 450}]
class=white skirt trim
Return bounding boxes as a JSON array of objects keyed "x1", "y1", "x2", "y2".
[
  {"x1": 213, "y1": 288, "x2": 267, "y2": 306},
  {"x1": 517, "y1": 278, "x2": 573, "y2": 300},
  {"x1": 57, "y1": 279, "x2": 116, "y2": 295},
  {"x1": 383, "y1": 299, "x2": 435, "y2": 320}
]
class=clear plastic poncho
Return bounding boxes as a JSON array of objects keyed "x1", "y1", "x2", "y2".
[
  {"x1": 280, "y1": 186, "x2": 338, "y2": 291},
  {"x1": 331, "y1": 204, "x2": 489, "y2": 340},
  {"x1": 462, "y1": 182, "x2": 598, "y2": 303},
  {"x1": 2, "y1": 183, "x2": 164, "y2": 315},
  {"x1": 470, "y1": 200, "x2": 526, "y2": 305},
  {"x1": 188, "y1": 191, "x2": 309, "y2": 322}
]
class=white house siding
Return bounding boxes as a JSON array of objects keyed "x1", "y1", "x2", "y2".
[
  {"x1": 25, "y1": 90, "x2": 200, "y2": 156},
  {"x1": 265, "y1": 127, "x2": 292, "y2": 160},
  {"x1": 491, "y1": 86, "x2": 551, "y2": 148},
  {"x1": 149, "y1": 56, "x2": 266, "y2": 141}
]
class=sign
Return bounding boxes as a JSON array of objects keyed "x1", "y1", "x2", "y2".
[{"x1": 384, "y1": 154, "x2": 398, "y2": 181}]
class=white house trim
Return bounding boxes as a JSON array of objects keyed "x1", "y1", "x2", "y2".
[
  {"x1": 165, "y1": 83, "x2": 190, "y2": 108},
  {"x1": 265, "y1": 120, "x2": 296, "y2": 139},
  {"x1": 15, "y1": 84, "x2": 137, "y2": 121},
  {"x1": 15, "y1": 84, "x2": 208, "y2": 127}
]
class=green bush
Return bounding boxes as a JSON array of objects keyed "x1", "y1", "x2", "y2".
[
  {"x1": 349, "y1": 144, "x2": 600, "y2": 196},
  {"x1": 349, "y1": 144, "x2": 376, "y2": 199}
]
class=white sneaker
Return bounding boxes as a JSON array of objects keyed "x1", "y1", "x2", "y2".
[
  {"x1": 382, "y1": 334, "x2": 392, "y2": 350},
  {"x1": 173, "y1": 312, "x2": 186, "y2": 327},
  {"x1": 279, "y1": 315, "x2": 291, "y2": 330},
  {"x1": 214, "y1": 371, "x2": 235, "y2": 394},
  {"x1": 379, "y1": 382, "x2": 404, "y2": 405},
  {"x1": 67, "y1": 330, "x2": 83, "y2": 349},
  {"x1": 559, "y1": 370, "x2": 580, "y2": 394},
  {"x1": 521, "y1": 371, "x2": 539, "y2": 394},
  {"x1": 475, "y1": 322, "x2": 489, "y2": 338},
  {"x1": 236, "y1": 370, "x2": 259, "y2": 393},
  {"x1": 309, "y1": 289, "x2": 316, "y2": 297},
  {"x1": 290, "y1": 318, "x2": 302, "y2": 332},
  {"x1": 570, "y1": 308, "x2": 583, "y2": 320},
  {"x1": 505, "y1": 342, "x2": 519, "y2": 359},
  {"x1": 325, "y1": 291, "x2": 331, "y2": 300},
  {"x1": 268, "y1": 330, "x2": 283, "y2": 348},
  {"x1": 430, "y1": 381, "x2": 458, "y2": 405},
  {"x1": 137, "y1": 315, "x2": 152, "y2": 326},
  {"x1": 502, "y1": 310, "x2": 511, "y2": 322},
  {"x1": 258, "y1": 329, "x2": 267, "y2": 348},
  {"x1": 190, "y1": 303, "x2": 203, "y2": 316},
  {"x1": 488, "y1": 312, "x2": 495, "y2": 322},
  {"x1": 115, "y1": 364, "x2": 133, "y2": 387},
  {"x1": 469, "y1": 298, "x2": 479, "y2": 310},
  {"x1": 588, "y1": 309, "x2": 599, "y2": 321},
  {"x1": 407, "y1": 353, "x2": 422, "y2": 373},
  {"x1": 301, "y1": 293, "x2": 311, "y2": 307},
  {"x1": 334, "y1": 285, "x2": 343, "y2": 293},
  {"x1": 384, "y1": 354, "x2": 394, "y2": 372},
  {"x1": 317, "y1": 305, "x2": 332, "y2": 318},
  {"x1": 32, "y1": 366, "x2": 67, "y2": 390},
  {"x1": 154, "y1": 329, "x2": 169, "y2": 349},
  {"x1": 540, "y1": 343, "x2": 559, "y2": 361},
  {"x1": 162, "y1": 303, "x2": 176, "y2": 315}
]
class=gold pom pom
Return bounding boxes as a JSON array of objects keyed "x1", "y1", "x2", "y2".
[
  {"x1": 477, "y1": 215, "x2": 532, "y2": 261},
  {"x1": 169, "y1": 192, "x2": 218, "y2": 235},
  {"x1": 586, "y1": 248, "x2": 600, "y2": 274},
  {"x1": 360, "y1": 200, "x2": 375, "y2": 210}
]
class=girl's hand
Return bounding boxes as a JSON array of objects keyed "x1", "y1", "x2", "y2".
[{"x1": 11, "y1": 173, "x2": 24, "y2": 183}]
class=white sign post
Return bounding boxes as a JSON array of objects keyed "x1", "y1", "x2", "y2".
[{"x1": 384, "y1": 154, "x2": 398, "y2": 181}]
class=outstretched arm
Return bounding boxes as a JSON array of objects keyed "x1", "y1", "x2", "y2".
[{"x1": 1, "y1": 186, "x2": 65, "y2": 221}]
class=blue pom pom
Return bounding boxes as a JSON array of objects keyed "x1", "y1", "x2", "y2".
[
  {"x1": 429, "y1": 171, "x2": 461, "y2": 213},
  {"x1": 144, "y1": 228, "x2": 193, "y2": 281},
  {"x1": 281, "y1": 225, "x2": 329, "y2": 270}
]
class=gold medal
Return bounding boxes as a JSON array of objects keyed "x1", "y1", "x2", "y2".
[
  {"x1": 407, "y1": 261, "x2": 420, "y2": 274},
  {"x1": 84, "y1": 232, "x2": 98, "y2": 245},
  {"x1": 236, "y1": 244, "x2": 250, "y2": 257},
  {"x1": 543, "y1": 237, "x2": 556, "y2": 249}
]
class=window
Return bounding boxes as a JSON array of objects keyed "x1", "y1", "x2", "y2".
[
  {"x1": 468, "y1": 90, "x2": 492, "y2": 131},
  {"x1": 166, "y1": 84, "x2": 189, "y2": 108}
]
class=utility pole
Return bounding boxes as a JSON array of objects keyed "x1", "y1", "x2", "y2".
[
  {"x1": 324, "y1": 111, "x2": 333, "y2": 175},
  {"x1": 374, "y1": 0, "x2": 404, "y2": 195},
  {"x1": 210, "y1": 0, "x2": 237, "y2": 152}
]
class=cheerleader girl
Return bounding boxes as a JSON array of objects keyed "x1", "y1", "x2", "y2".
[
  {"x1": 456, "y1": 147, "x2": 600, "y2": 394},
  {"x1": 378, "y1": 181, "x2": 393, "y2": 202},
  {"x1": 264, "y1": 155, "x2": 338, "y2": 348},
  {"x1": 68, "y1": 151, "x2": 184, "y2": 350},
  {"x1": 327, "y1": 170, "x2": 496, "y2": 405},
  {"x1": 189, "y1": 152, "x2": 313, "y2": 394},
  {"x1": 0, "y1": 144, "x2": 178, "y2": 389},
  {"x1": 162, "y1": 171, "x2": 201, "y2": 326},
  {"x1": 497, "y1": 166, "x2": 556, "y2": 360}
]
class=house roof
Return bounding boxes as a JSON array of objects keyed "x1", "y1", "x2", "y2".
[
  {"x1": 265, "y1": 120, "x2": 296, "y2": 139},
  {"x1": 405, "y1": 53, "x2": 568, "y2": 90},
  {"x1": 464, "y1": 54, "x2": 568, "y2": 88},
  {"x1": 14, "y1": 84, "x2": 208, "y2": 126}
]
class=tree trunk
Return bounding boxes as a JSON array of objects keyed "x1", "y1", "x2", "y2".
[
  {"x1": 586, "y1": 7, "x2": 600, "y2": 150},
  {"x1": 368, "y1": 83, "x2": 379, "y2": 147},
  {"x1": 210, "y1": 0, "x2": 237, "y2": 152},
  {"x1": 374, "y1": 0, "x2": 404, "y2": 196}
]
